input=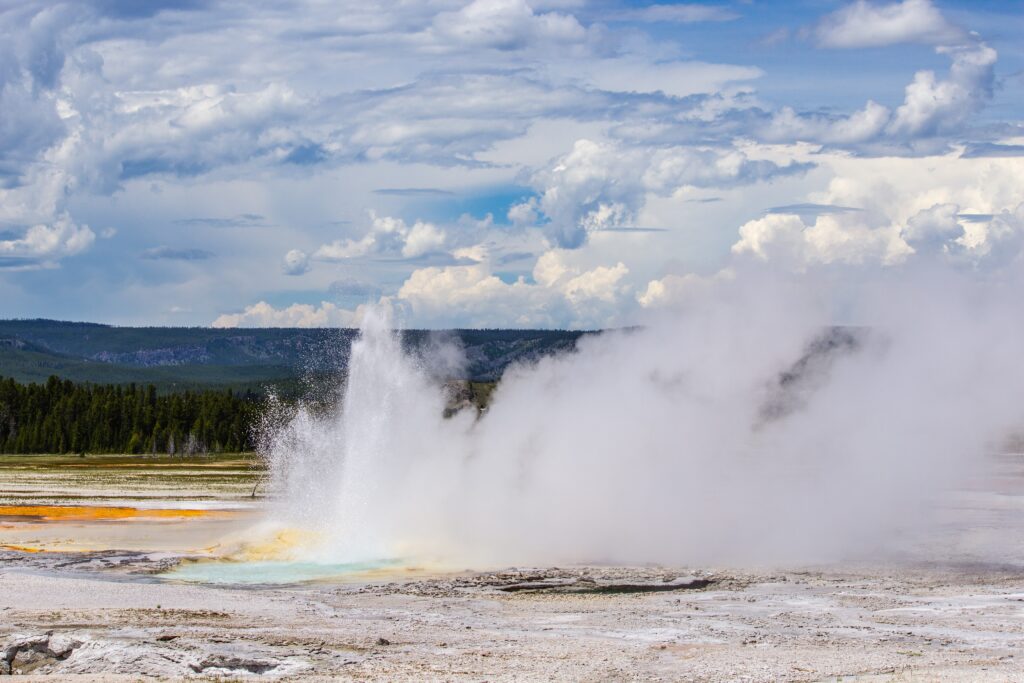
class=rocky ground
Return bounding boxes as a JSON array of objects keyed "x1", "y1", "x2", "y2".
[
  {"x1": 2, "y1": 552, "x2": 1023, "y2": 681},
  {"x1": 3, "y1": 452, "x2": 1023, "y2": 680}
]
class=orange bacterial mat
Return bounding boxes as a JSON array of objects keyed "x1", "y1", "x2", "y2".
[{"x1": 0, "y1": 505, "x2": 234, "y2": 522}]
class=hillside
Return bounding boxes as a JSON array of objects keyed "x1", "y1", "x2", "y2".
[{"x1": 0, "y1": 320, "x2": 587, "y2": 394}]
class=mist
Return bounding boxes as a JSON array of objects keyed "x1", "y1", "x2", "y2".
[{"x1": 259, "y1": 263, "x2": 1024, "y2": 568}]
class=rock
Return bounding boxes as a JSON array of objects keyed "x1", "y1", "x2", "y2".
[
  {"x1": 2, "y1": 633, "x2": 82, "y2": 675},
  {"x1": 376, "y1": 637, "x2": 391, "y2": 646},
  {"x1": 46, "y1": 634, "x2": 81, "y2": 658},
  {"x1": 189, "y1": 655, "x2": 278, "y2": 674}
]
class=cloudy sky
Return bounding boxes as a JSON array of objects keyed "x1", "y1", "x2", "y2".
[{"x1": 1, "y1": 0, "x2": 1022, "y2": 328}]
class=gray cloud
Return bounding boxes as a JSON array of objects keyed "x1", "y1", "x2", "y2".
[
  {"x1": 595, "y1": 227, "x2": 670, "y2": 233},
  {"x1": 957, "y1": 213, "x2": 993, "y2": 223},
  {"x1": 496, "y1": 251, "x2": 535, "y2": 265},
  {"x1": 608, "y1": 4, "x2": 739, "y2": 24},
  {"x1": 765, "y1": 203, "x2": 863, "y2": 218},
  {"x1": 174, "y1": 214, "x2": 267, "y2": 228},
  {"x1": 0, "y1": 256, "x2": 44, "y2": 269},
  {"x1": 282, "y1": 249, "x2": 310, "y2": 276},
  {"x1": 87, "y1": 0, "x2": 210, "y2": 20},
  {"x1": 960, "y1": 142, "x2": 1024, "y2": 158},
  {"x1": 328, "y1": 277, "x2": 382, "y2": 298},
  {"x1": 140, "y1": 246, "x2": 214, "y2": 260},
  {"x1": 373, "y1": 188, "x2": 455, "y2": 196}
]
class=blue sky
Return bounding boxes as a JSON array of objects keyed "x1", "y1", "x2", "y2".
[{"x1": 1, "y1": 0, "x2": 1022, "y2": 328}]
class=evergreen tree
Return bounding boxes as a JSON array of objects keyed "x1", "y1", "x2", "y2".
[{"x1": 0, "y1": 376, "x2": 259, "y2": 454}]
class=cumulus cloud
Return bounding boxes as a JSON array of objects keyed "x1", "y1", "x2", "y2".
[
  {"x1": 732, "y1": 199, "x2": 1024, "y2": 272},
  {"x1": 886, "y1": 43, "x2": 996, "y2": 138},
  {"x1": 516, "y1": 139, "x2": 811, "y2": 247},
  {"x1": 94, "y1": 83, "x2": 307, "y2": 190},
  {"x1": 314, "y1": 213, "x2": 448, "y2": 261},
  {"x1": 814, "y1": 0, "x2": 966, "y2": 49},
  {"x1": 900, "y1": 202, "x2": 963, "y2": 254},
  {"x1": 637, "y1": 270, "x2": 734, "y2": 309},
  {"x1": 763, "y1": 100, "x2": 892, "y2": 145},
  {"x1": 762, "y1": 41, "x2": 997, "y2": 148},
  {"x1": 214, "y1": 249, "x2": 636, "y2": 329},
  {"x1": 732, "y1": 211, "x2": 906, "y2": 269},
  {"x1": 212, "y1": 301, "x2": 365, "y2": 328},
  {"x1": 752, "y1": 1, "x2": 998, "y2": 151},
  {"x1": 730, "y1": 151, "x2": 1024, "y2": 272},
  {"x1": 430, "y1": 0, "x2": 588, "y2": 52},
  {"x1": 3, "y1": 0, "x2": 1020, "y2": 327},
  {"x1": 0, "y1": 213, "x2": 95, "y2": 267},
  {"x1": 0, "y1": 3, "x2": 82, "y2": 179},
  {"x1": 282, "y1": 249, "x2": 310, "y2": 275},
  {"x1": 395, "y1": 250, "x2": 631, "y2": 328}
]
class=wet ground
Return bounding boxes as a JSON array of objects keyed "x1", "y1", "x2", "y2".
[
  {"x1": 0, "y1": 454, "x2": 260, "y2": 554},
  {"x1": 1, "y1": 453, "x2": 1024, "y2": 680}
]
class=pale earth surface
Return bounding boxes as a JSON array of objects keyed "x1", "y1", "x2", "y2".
[{"x1": 1, "y1": 454, "x2": 1023, "y2": 681}]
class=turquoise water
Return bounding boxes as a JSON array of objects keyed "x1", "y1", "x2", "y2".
[{"x1": 163, "y1": 558, "x2": 403, "y2": 585}]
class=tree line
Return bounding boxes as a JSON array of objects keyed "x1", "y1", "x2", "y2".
[{"x1": 0, "y1": 376, "x2": 258, "y2": 454}]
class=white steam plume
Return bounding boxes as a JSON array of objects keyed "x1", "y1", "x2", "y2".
[{"x1": 260, "y1": 265, "x2": 1024, "y2": 567}]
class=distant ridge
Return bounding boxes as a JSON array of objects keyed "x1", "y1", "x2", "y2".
[{"x1": 0, "y1": 319, "x2": 588, "y2": 394}]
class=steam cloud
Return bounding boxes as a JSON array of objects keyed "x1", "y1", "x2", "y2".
[{"x1": 260, "y1": 264, "x2": 1024, "y2": 568}]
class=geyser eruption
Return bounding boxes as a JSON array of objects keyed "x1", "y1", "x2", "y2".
[
  {"x1": 262, "y1": 271, "x2": 1024, "y2": 568},
  {"x1": 262, "y1": 308, "x2": 451, "y2": 562}
]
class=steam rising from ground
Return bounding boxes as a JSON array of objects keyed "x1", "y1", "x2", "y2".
[{"x1": 261, "y1": 267, "x2": 1024, "y2": 567}]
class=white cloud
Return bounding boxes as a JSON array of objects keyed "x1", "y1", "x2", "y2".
[
  {"x1": 730, "y1": 151, "x2": 1024, "y2": 271},
  {"x1": 562, "y1": 261, "x2": 629, "y2": 305},
  {"x1": 886, "y1": 43, "x2": 997, "y2": 138},
  {"x1": 314, "y1": 213, "x2": 448, "y2": 261},
  {"x1": 732, "y1": 197, "x2": 1024, "y2": 271},
  {"x1": 568, "y1": 58, "x2": 761, "y2": 98},
  {"x1": 814, "y1": 0, "x2": 966, "y2": 49},
  {"x1": 2, "y1": 0, "x2": 1020, "y2": 327},
  {"x1": 900, "y1": 202, "x2": 963, "y2": 254},
  {"x1": 402, "y1": 220, "x2": 447, "y2": 258},
  {"x1": 764, "y1": 101, "x2": 892, "y2": 145},
  {"x1": 212, "y1": 301, "x2": 365, "y2": 328},
  {"x1": 0, "y1": 213, "x2": 94, "y2": 266},
  {"x1": 516, "y1": 139, "x2": 810, "y2": 247},
  {"x1": 637, "y1": 270, "x2": 735, "y2": 309},
  {"x1": 282, "y1": 248, "x2": 311, "y2": 275},
  {"x1": 761, "y1": 42, "x2": 997, "y2": 147},
  {"x1": 732, "y1": 211, "x2": 905, "y2": 268},
  {"x1": 452, "y1": 244, "x2": 489, "y2": 263},
  {"x1": 430, "y1": 0, "x2": 588, "y2": 51},
  {"x1": 394, "y1": 250, "x2": 632, "y2": 328}
]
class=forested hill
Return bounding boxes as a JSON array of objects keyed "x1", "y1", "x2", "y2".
[{"x1": 0, "y1": 320, "x2": 588, "y2": 394}]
